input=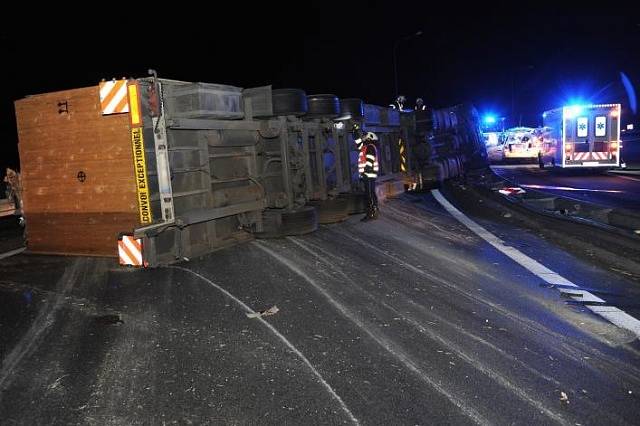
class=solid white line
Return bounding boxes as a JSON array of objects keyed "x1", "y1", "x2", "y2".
[
  {"x1": 520, "y1": 184, "x2": 623, "y2": 193},
  {"x1": 431, "y1": 189, "x2": 640, "y2": 339},
  {"x1": 0, "y1": 247, "x2": 26, "y2": 260},
  {"x1": 169, "y1": 266, "x2": 359, "y2": 425}
]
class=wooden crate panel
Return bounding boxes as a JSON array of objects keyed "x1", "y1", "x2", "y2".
[
  {"x1": 25, "y1": 213, "x2": 139, "y2": 256},
  {"x1": 15, "y1": 85, "x2": 141, "y2": 256}
]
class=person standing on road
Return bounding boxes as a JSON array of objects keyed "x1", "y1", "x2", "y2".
[
  {"x1": 389, "y1": 95, "x2": 406, "y2": 111},
  {"x1": 352, "y1": 124, "x2": 380, "y2": 221}
]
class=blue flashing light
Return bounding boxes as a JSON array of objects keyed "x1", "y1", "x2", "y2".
[
  {"x1": 563, "y1": 105, "x2": 583, "y2": 119},
  {"x1": 484, "y1": 115, "x2": 496, "y2": 124}
]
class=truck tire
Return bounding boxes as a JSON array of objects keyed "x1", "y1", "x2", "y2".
[
  {"x1": 307, "y1": 94, "x2": 341, "y2": 117},
  {"x1": 308, "y1": 197, "x2": 350, "y2": 224},
  {"x1": 340, "y1": 98, "x2": 364, "y2": 119},
  {"x1": 421, "y1": 164, "x2": 440, "y2": 189},
  {"x1": 337, "y1": 192, "x2": 366, "y2": 214},
  {"x1": 255, "y1": 206, "x2": 318, "y2": 238},
  {"x1": 272, "y1": 89, "x2": 308, "y2": 116}
]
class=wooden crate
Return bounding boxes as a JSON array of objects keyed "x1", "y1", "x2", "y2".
[{"x1": 15, "y1": 86, "x2": 139, "y2": 256}]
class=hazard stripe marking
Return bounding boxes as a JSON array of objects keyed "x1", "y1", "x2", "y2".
[
  {"x1": 123, "y1": 236, "x2": 142, "y2": 264},
  {"x1": 118, "y1": 241, "x2": 136, "y2": 265},
  {"x1": 99, "y1": 80, "x2": 130, "y2": 115}
]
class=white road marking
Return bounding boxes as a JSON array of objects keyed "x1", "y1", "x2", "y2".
[
  {"x1": 520, "y1": 184, "x2": 623, "y2": 193},
  {"x1": 170, "y1": 266, "x2": 359, "y2": 425},
  {"x1": 0, "y1": 247, "x2": 26, "y2": 260},
  {"x1": 432, "y1": 189, "x2": 640, "y2": 339}
]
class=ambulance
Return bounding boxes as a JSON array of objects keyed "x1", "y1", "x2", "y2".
[{"x1": 539, "y1": 104, "x2": 621, "y2": 169}]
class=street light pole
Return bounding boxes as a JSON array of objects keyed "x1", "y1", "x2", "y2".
[{"x1": 392, "y1": 30, "x2": 423, "y2": 97}]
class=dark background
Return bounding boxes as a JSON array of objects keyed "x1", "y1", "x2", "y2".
[{"x1": 2, "y1": 3, "x2": 639, "y2": 173}]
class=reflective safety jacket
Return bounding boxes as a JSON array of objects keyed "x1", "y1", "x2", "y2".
[{"x1": 357, "y1": 143, "x2": 379, "y2": 178}]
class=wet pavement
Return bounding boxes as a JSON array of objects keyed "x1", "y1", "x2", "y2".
[
  {"x1": 491, "y1": 164, "x2": 640, "y2": 211},
  {"x1": 1, "y1": 193, "x2": 640, "y2": 425}
]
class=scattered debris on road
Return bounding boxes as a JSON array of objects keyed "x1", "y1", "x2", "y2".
[
  {"x1": 246, "y1": 306, "x2": 279, "y2": 319},
  {"x1": 560, "y1": 391, "x2": 570, "y2": 404},
  {"x1": 93, "y1": 314, "x2": 124, "y2": 325}
]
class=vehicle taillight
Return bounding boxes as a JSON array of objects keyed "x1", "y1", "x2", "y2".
[{"x1": 610, "y1": 142, "x2": 618, "y2": 150}]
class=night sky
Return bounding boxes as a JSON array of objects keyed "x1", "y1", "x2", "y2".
[{"x1": 2, "y1": 4, "x2": 639, "y2": 171}]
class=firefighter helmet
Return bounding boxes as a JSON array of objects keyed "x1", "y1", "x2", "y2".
[{"x1": 364, "y1": 132, "x2": 378, "y2": 141}]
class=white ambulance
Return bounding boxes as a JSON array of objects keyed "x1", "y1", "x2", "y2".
[{"x1": 539, "y1": 104, "x2": 621, "y2": 169}]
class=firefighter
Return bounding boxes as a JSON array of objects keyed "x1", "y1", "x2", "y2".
[
  {"x1": 389, "y1": 95, "x2": 406, "y2": 111},
  {"x1": 352, "y1": 124, "x2": 380, "y2": 221},
  {"x1": 415, "y1": 97, "x2": 426, "y2": 111}
]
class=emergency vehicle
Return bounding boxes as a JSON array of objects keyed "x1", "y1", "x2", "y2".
[{"x1": 539, "y1": 104, "x2": 621, "y2": 169}]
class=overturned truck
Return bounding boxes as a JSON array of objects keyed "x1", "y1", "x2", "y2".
[{"x1": 15, "y1": 74, "x2": 425, "y2": 266}]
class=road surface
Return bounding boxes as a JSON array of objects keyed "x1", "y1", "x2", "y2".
[
  {"x1": 1, "y1": 192, "x2": 639, "y2": 425},
  {"x1": 491, "y1": 164, "x2": 640, "y2": 211}
]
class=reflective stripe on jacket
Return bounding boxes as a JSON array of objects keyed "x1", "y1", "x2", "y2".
[{"x1": 358, "y1": 143, "x2": 379, "y2": 178}]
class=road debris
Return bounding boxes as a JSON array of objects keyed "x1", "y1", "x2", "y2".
[
  {"x1": 93, "y1": 314, "x2": 124, "y2": 325},
  {"x1": 246, "y1": 306, "x2": 279, "y2": 319},
  {"x1": 560, "y1": 391, "x2": 570, "y2": 404}
]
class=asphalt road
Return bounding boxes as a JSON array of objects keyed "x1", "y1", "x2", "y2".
[
  {"x1": 491, "y1": 164, "x2": 640, "y2": 211},
  {"x1": 1, "y1": 193, "x2": 640, "y2": 425}
]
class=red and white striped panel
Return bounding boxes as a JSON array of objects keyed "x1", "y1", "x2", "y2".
[
  {"x1": 99, "y1": 80, "x2": 130, "y2": 115},
  {"x1": 572, "y1": 152, "x2": 610, "y2": 161},
  {"x1": 592, "y1": 152, "x2": 609, "y2": 160},
  {"x1": 118, "y1": 235, "x2": 143, "y2": 266},
  {"x1": 572, "y1": 152, "x2": 591, "y2": 161}
]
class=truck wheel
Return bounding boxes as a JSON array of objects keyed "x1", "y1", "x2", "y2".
[
  {"x1": 307, "y1": 94, "x2": 341, "y2": 118},
  {"x1": 308, "y1": 198, "x2": 350, "y2": 224},
  {"x1": 256, "y1": 206, "x2": 318, "y2": 238},
  {"x1": 272, "y1": 89, "x2": 308, "y2": 116},
  {"x1": 339, "y1": 98, "x2": 365, "y2": 119},
  {"x1": 337, "y1": 192, "x2": 366, "y2": 214}
]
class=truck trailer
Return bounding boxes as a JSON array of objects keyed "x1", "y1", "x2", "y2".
[{"x1": 14, "y1": 73, "x2": 413, "y2": 266}]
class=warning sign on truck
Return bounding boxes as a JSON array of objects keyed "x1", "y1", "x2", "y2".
[{"x1": 131, "y1": 127, "x2": 152, "y2": 224}]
